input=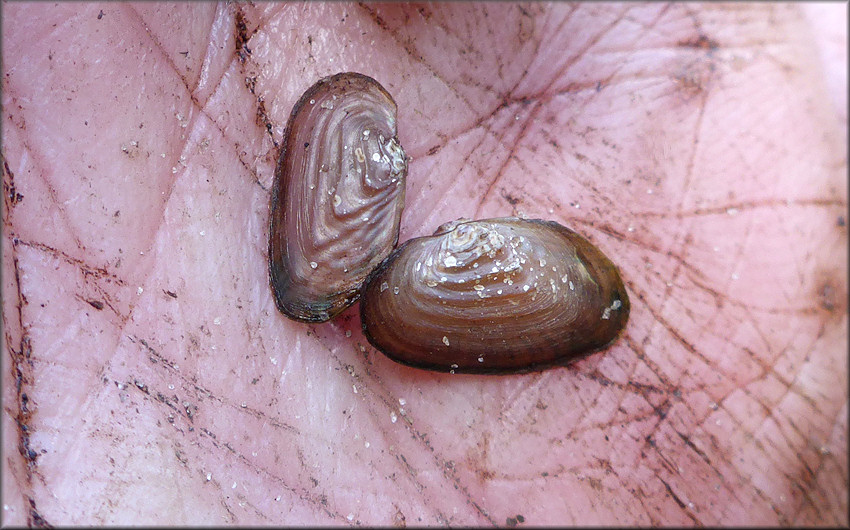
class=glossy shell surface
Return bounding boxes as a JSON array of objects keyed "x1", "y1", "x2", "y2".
[
  {"x1": 360, "y1": 218, "x2": 630, "y2": 373},
  {"x1": 269, "y1": 72, "x2": 408, "y2": 322}
]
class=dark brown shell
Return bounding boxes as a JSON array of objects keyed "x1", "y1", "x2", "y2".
[
  {"x1": 269, "y1": 72, "x2": 407, "y2": 322},
  {"x1": 360, "y1": 218, "x2": 630, "y2": 374}
]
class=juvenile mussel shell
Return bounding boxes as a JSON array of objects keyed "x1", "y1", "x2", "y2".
[
  {"x1": 269, "y1": 72, "x2": 408, "y2": 322},
  {"x1": 360, "y1": 218, "x2": 629, "y2": 374}
]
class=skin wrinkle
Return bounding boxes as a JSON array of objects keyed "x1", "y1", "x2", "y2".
[
  {"x1": 528, "y1": 4, "x2": 640, "y2": 97},
  {"x1": 131, "y1": 333, "x2": 300, "y2": 434},
  {"x1": 119, "y1": 367, "x2": 334, "y2": 521},
  {"x1": 579, "y1": 215, "x2": 830, "y2": 322},
  {"x1": 357, "y1": 4, "x2": 478, "y2": 116},
  {"x1": 8, "y1": 8, "x2": 192, "y2": 291},
  {"x1": 128, "y1": 4, "x2": 273, "y2": 195},
  {"x1": 122, "y1": 4, "x2": 199, "y2": 92},
  {"x1": 405, "y1": 5, "x2": 655, "y2": 190},
  {"x1": 473, "y1": 9, "x2": 714, "y2": 242},
  {"x1": 409, "y1": 112, "x2": 511, "y2": 229},
  {"x1": 472, "y1": 102, "x2": 543, "y2": 219},
  {"x1": 355, "y1": 4, "x2": 544, "y2": 157},
  {"x1": 2, "y1": 95, "x2": 87, "y2": 258},
  {"x1": 190, "y1": 4, "x2": 225, "y2": 101},
  {"x1": 5, "y1": 249, "x2": 43, "y2": 527},
  {"x1": 312, "y1": 325, "x2": 499, "y2": 525}
]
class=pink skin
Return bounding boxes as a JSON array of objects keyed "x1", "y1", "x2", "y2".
[{"x1": 2, "y1": 2, "x2": 846, "y2": 526}]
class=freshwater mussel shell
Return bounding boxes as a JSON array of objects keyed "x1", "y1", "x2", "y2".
[
  {"x1": 360, "y1": 218, "x2": 630, "y2": 374},
  {"x1": 269, "y1": 72, "x2": 408, "y2": 322}
]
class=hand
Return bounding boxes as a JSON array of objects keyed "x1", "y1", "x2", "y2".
[{"x1": 2, "y1": 3, "x2": 846, "y2": 525}]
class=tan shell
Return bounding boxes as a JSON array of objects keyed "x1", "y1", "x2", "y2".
[
  {"x1": 269, "y1": 72, "x2": 407, "y2": 322},
  {"x1": 360, "y1": 218, "x2": 630, "y2": 373}
]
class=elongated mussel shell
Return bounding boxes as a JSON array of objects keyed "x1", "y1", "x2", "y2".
[
  {"x1": 269, "y1": 72, "x2": 408, "y2": 322},
  {"x1": 360, "y1": 218, "x2": 629, "y2": 373}
]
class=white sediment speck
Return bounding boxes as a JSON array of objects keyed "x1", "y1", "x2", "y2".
[
  {"x1": 442, "y1": 336, "x2": 450, "y2": 346},
  {"x1": 523, "y1": 285, "x2": 530, "y2": 292},
  {"x1": 137, "y1": 287, "x2": 144, "y2": 295},
  {"x1": 380, "y1": 281, "x2": 389, "y2": 292},
  {"x1": 393, "y1": 287, "x2": 399, "y2": 295},
  {"x1": 390, "y1": 412, "x2": 397, "y2": 424},
  {"x1": 399, "y1": 398, "x2": 406, "y2": 406},
  {"x1": 353, "y1": 385, "x2": 358, "y2": 394},
  {"x1": 478, "y1": 357, "x2": 484, "y2": 363},
  {"x1": 333, "y1": 194, "x2": 342, "y2": 207},
  {"x1": 310, "y1": 261, "x2": 318, "y2": 269},
  {"x1": 569, "y1": 281, "x2": 575, "y2": 291}
]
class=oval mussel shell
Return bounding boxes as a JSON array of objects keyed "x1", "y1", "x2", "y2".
[
  {"x1": 360, "y1": 218, "x2": 630, "y2": 374},
  {"x1": 269, "y1": 73, "x2": 408, "y2": 322}
]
